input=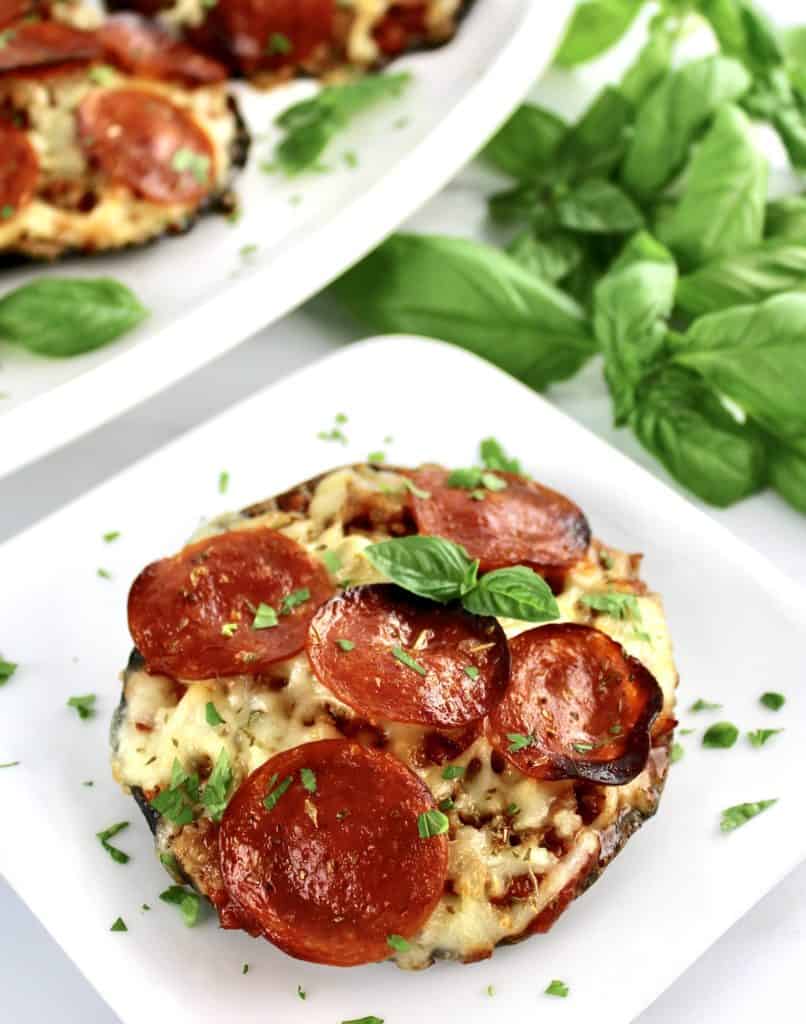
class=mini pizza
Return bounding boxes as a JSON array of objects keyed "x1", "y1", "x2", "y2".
[
  {"x1": 102, "y1": 0, "x2": 471, "y2": 83},
  {"x1": 0, "y1": 12, "x2": 249, "y2": 258},
  {"x1": 112, "y1": 461, "x2": 678, "y2": 968}
]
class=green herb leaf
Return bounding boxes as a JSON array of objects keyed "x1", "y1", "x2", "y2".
[
  {"x1": 442, "y1": 764, "x2": 466, "y2": 780},
  {"x1": 280, "y1": 587, "x2": 311, "y2": 614},
  {"x1": 659, "y1": 105, "x2": 767, "y2": 269},
  {"x1": 274, "y1": 72, "x2": 410, "y2": 174},
  {"x1": 760, "y1": 691, "x2": 785, "y2": 710},
  {"x1": 417, "y1": 809, "x2": 449, "y2": 838},
  {"x1": 202, "y1": 748, "x2": 233, "y2": 822},
  {"x1": 263, "y1": 774, "x2": 293, "y2": 812},
  {"x1": 555, "y1": 178, "x2": 644, "y2": 235},
  {"x1": 342, "y1": 1018, "x2": 383, "y2": 1024},
  {"x1": 702, "y1": 721, "x2": 739, "y2": 748},
  {"x1": 554, "y1": 0, "x2": 642, "y2": 68},
  {"x1": 479, "y1": 437, "x2": 521, "y2": 474},
  {"x1": 300, "y1": 767, "x2": 317, "y2": 794},
  {"x1": 97, "y1": 821, "x2": 130, "y2": 864},
  {"x1": 720, "y1": 798, "x2": 777, "y2": 832},
  {"x1": 768, "y1": 434, "x2": 806, "y2": 513},
  {"x1": 545, "y1": 979, "x2": 570, "y2": 998},
  {"x1": 0, "y1": 761, "x2": 20, "y2": 768},
  {"x1": 110, "y1": 917, "x2": 127, "y2": 932},
  {"x1": 103, "y1": 530, "x2": 120, "y2": 543},
  {"x1": 747, "y1": 728, "x2": 783, "y2": 747},
  {"x1": 464, "y1": 665, "x2": 480, "y2": 680},
  {"x1": 462, "y1": 566, "x2": 560, "y2": 622},
  {"x1": 364, "y1": 535, "x2": 479, "y2": 603},
  {"x1": 221, "y1": 622, "x2": 238, "y2": 637},
  {"x1": 150, "y1": 759, "x2": 200, "y2": 826},
  {"x1": 622, "y1": 56, "x2": 751, "y2": 199},
  {"x1": 620, "y1": 16, "x2": 677, "y2": 105},
  {"x1": 322, "y1": 550, "x2": 342, "y2": 573},
  {"x1": 266, "y1": 31, "x2": 291, "y2": 54},
  {"x1": 690, "y1": 698, "x2": 723, "y2": 712},
  {"x1": 336, "y1": 638, "x2": 355, "y2": 652},
  {"x1": 481, "y1": 103, "x2": 566, "y2": 180},
  {"x1": 160, "y1": 885, "x2": 202, "y2": 926},
  {"x1": 507, "y1": 732, "x2": 535, "y2": 752},
  {"x1": 0, "y1": 278, "x2": 147, "y2": 357},
  {"x1": 392, "y1": 646, "x2": 427, "y2": 676},
  {"x1": 670, "y1": 742, "x2": 684, "y2": 763},
  {"x1": 507, "y1": 230, "x2": 584, "y2": 286},
  {"x1": 205, "y1": 701, "x2": 224, "y2": 727},
  {"x1": 67, "y1": 693, "x2": 96, "y2": 720},
  {"x1": 218, "y1": 470, "x2": 229, "y2": 494},
  {"x1": 387, "y1": 934, "x2": 411, "y2": 952},
  {"x1": 557, "y1": 86, "x2": 634, "y2": 181},
  {"x1": 252, "y1": 603, "x2": 278, "y2": 629},
  {"x1": 171, "y1": 147, "x2": 210, "y2": 184},
  {"x1": 331, "y1": 234, "x2": 596, "y2": 392},
  {"x1": 580, "y1": 590, "x2": 640, "y2": 621},
  {"x1": 0, "y1": 657, "x2": 18, "y2": 685}
]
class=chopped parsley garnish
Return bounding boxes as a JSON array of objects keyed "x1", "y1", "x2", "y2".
[
  {"x1": 572, "y1": 741, "x2": 595, "y2": 754},
  {"x1": 0, "y1": 203, "x2": 15, "y2": 219},
  {"x1": 97, "y1": 821, "x2": 130, "y2": 864},
  {"x1": 387, "y1": 934, "x2": 410, "y2": 952},
  {"x1": 335, "y1": 413, "x2": 348, "y2": 425},
  {"x1": 300, "y1": 767, "x2": 317, "y2": 794},
  {"x1": 670, "y1": 742, "x2": 684, "y2": 763},
  {"x1": 240, "y1": 243, "x2": 258, "y2": 259},
  {"x1": 322, "y1": 550, "x2": 342, "y2": 573},
  {"x1": 82, "y1": 780, "x2": 94, "y2": 786},
  {"x1": 417, "y1": 808, "x2": 449, "y2": 838},
  {"x1": 218, "y1": 470, "x2": 229, "y2": 494},
  {"x1": 103, "y1": 530, "x2": 120, "y2": 543},
  {"x1": 221, "y1": 621, "x2": 238, "y2": 637},
  {"x1": 205, "y1": 701, "x2": 224, "y2": 727},
  {"x1": 447, "y1": 467, "x2": 507, "y2": 493},
  {"x1": 690, "y1": 698, "x2": 722, "y2": 712},
  {"x1": 580, "y1": 591, "x2": 640, "y2": 621},
  {"x1": 150, "y1": 759, "x2": 200, "y2": 826},
  {"x1": 747, "y1": 728, "x2": 783, "y2": 748},
  {"x1": 266, "y1": 31, "x2": 292, "y2": 55},
  {"x1": 263, "y1": 773, "x2": 293, "y2": 812},
  {"x1": 760, "y1": 691, "x2": 785, "y2": 711},
  {"x1": 297, "y1": 985, "x2": 307, "y2": 1001},
  {"x1": 160, "y1": 885, "x2": 202, "y2": 927},
  {"x1": 392, "y1": 646, "x2": 427, "y2": 676},
  {"x1": 442, "y1": 764, "x2": 465, "y2": 780},
  {"x1": 720, "y1": 799, "x2": 777, "y2": 833},
  {"x1": 342, "y1": 1017, "x2": 383, "y2": 1023},
  {"x1": 679, "y1": 728, "x2": 695, "y2": 735},
  {"x1": 67, "y1": 693, "x2": 96, "y2": 720},
  {"x1": 368, "y1": 450, "x2": 385, "y2": 463},
  {"x1": 0, "y1": 761, "x2": 19, "y2": 768},
  {"x1": 480, "y1": 437, "x2": 521, "y2": 474},
  {"x1": 317, "y1": 414, "x2": 348, "y2": 443},
  {"x1": 702, "y1": 722, "x2": 739, "y2": 749},
  {"x1": 464, "y1": 665, "x2": 480, "y2": 680},
  {"x1": 507, "y1": 732, "x2": 535, "y2": 753},
  {"x1": 88, "y1": 64, "x2": 117, "y2": 86},
  {"x1": 280, "y1": 588, "x2": 310, "y2": 614},
  {"x1": 252, "y1": 603, "x2": 278, "y2": 629},
  {"x1": 609, "y1": 723, "x2": 623, "y2": 735},
  {"x1": 97, "y1": 567, "x2": 112, "y2": 580},
  {"x1": 203, "y1": 748, "x2": 233, "y2": 821},
  {"x1": 545, "y1": 979, "x2": 569, "y2": 998},
  {"x1": 171, "y1": 147, "x2": 210, "y2": 184},
  {"x1": 399, "y1": 477, "x2": 431, "y2": 500},
  {"x1": 0, "y1": 657, "x2": 18, "y2": 685},
  {"x1": 242, "y1": 963, "x2": 249, "y2": 975},
  {"x1": 159, "y1": 851, "x2": 183, "y2": 879},
  {"x1": 438, "y1": 797, "x2": 454, "y2": 812},
  {"x1": 506, "y1": 802, "x2": 520, "y2": 816},
  {"x1": 344, "y1": 150, "x2": 359, "y2": 169},
  {"x1": 110, "y1": 917, "x2": 127, "y2": 932},
  {"x1": 336, "y1": 638, "x2": 355, "y2": 652}
]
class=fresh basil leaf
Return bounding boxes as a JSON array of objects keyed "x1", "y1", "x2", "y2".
[
  {"x1": 557, "y1": 86, "x2": 634, "y2": 180},
  {"x1": 671, "y1": 294, "x2": 806, "y2": 439},
  {"x1": 331, "y1": 234, "x2": 596, "y2": 391},
  {"x1": 720, "y1": 798, "x2": 777, "y2": 832},
  {"x1": 481, "y1": 104, "x2": 567, "y2": 180},
  {"x1": 743, "y1": 67, "x2": 806, "y2": 170},
  {"x1": 506, "y1": 230, "x2": 583, "y2": 284},
  {"x1": 676, "y1": 240, "x2": 806, "y2": 316},
  {"x1": 461, "y1": 566, "x2": 560, "y2": 622},
  {"x1": 274, "y1": 72, "x2": 410, "y2": 174},
  {"x1": 364, "y1": 535, "x2": 478, "y2": 603},
  {"x1": 765, "y1": 194, "x2": 806, "y2": 239},
  {"x1": 555, "y1": 179, "x2": 644, "y2": 235},
  {"x1": 698, "y1": 0, "x2": 783, "y2": 74},
  {"x1": 767, "y1": 433, "x2": 806, "y2": 513},
  {"x1": 479, "y1": 437, "x2": 522, "y2": 474},
  {"x1": 488, "y1": 182, "x2": 553, "y2": 226},
  {"x1": 593, "y1": 232, "x2": 677, "y2": 423},
  {"x1": 630, "y1": 366, "x2": 766, "y2": 506},
  {"x1": 658, "y1": 105, "x2": 767, "y2": 269},
  {"x1": 160, "y1": 885, "x2": 203, "y2": 927},
  {"x1": 620, "y1": 16, "x2": 677, "y2": 105},
  {"x1": 0, "y1": 278, "x2": 147, "y2": 358},
  {"x1": 554, "y1": 0, "x2": 643, "y2": 68},
  {"x1": 702, "y1": 721, "x2": 739, "y2": 748},
  {"x1": 202, "y1": 748, "x2": 233, "y2": 822},
  {"x1": 621, "y1": 56, "x2": 751, "y2": 199}
]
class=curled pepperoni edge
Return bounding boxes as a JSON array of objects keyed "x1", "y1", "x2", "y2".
[
  {"x1": 0, "y1": 19, "x2": 103, "y2": 74},
  {"x1": 0, "y1": 118, "x2": 38, "y2": 217},
  {"x1": 97, "y1": 14, "x2": 229, "y2": 86}
]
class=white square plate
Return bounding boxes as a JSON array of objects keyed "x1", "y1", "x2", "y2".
[
  {"x1": 1, "y1": 337, "x2": 804, "y2": 1024},
  {"x1": 0, "y1": 0, "x2": 572, "y2": 479}
]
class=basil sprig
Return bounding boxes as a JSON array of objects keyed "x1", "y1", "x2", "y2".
[
  {"x1": 0, "y1": 278, "x2": 147, "y2": 358},
  {"x1": 364, "y1": 536, "x2": 559, "y2": 623}
]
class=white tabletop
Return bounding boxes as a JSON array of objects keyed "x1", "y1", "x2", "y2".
[{"x1": 2, "y1": 1, "x2": 805, "y2": 1015}]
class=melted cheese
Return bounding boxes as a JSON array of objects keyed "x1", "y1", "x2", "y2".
[
  {"x1": 0, "y1": 70, "x2": 236, "y2": 257},
  {"x1": 113, "y1": 466, "x2": 678, "y2": 967}
]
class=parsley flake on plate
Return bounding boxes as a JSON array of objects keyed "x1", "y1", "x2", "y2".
[
  {"x1": 760, "y1": 691, "x2": 785, "y2": 710},
  {"x1": 110, "y1": 917, "x2": 127, "y2": 932},
  {"x1": 545, "y1": 979, "x2": 569, "y2": 998},
  {"x1": 218, "y1": 470, "x2": 229, "y2": 494},
  {"x1": 670, "y1": 742, "x2": 684, "y2": 763},
  {"x1": 97, "y1": 821, "x2": 130, "y2": 864},
  {"x1": 97, "y1": 567, "x2": 112, "y2": 580},
  {"x1": 103, "y1": 530, "x2": 120, "y2": 543},
  {"x1": 720, "y1": 799, "x2": 778, "y2": 833},
  {"x1": 67, "y1": 693, "x2": 96, "y2": 720},
  {"x1": 702, "y1": 722, "x2": 739, "y2": 749},
  {"x1": 160, "y1": 885, "x2": 202, "y2": 926},
  {"x1": 690, "y1": 698, "x2": 722, "y2": 712},
  {"x1": 747, "y1": 728, "x2": 783, "y2": 748},
  {"x1": 0, "y1": 657, "x2": 17, "y2": 685}
]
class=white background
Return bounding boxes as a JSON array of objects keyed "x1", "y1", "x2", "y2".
[{"x1": 1, "y1": 0, "x2": 805, "y2": 1019}]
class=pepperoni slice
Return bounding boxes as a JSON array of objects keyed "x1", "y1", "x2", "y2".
[
  {"x1": 98, "y1": 15, "x2": 228, "y2": 86},
  {"x1": 408, "y1": 467, "x2": 591, "y2": 576},
  {"x1": 0, "y1": 119, "x2": 38, "y2": 216},
  {"x1": 307, "y1": 583, "x2": 510, "y2": 728},
  {"x1": 0, "y1": 20, "x2": 102, "y2": 75},
  {"x1": 0, "y1": 0, "x2": 35, "y2": 31},
  {"x1": 127, "y1": 527, "x2": 334, "y2": 680},
  {"x1": 77, "y1": 88, "x2": 216, "y2": 204},
  {"x1": 487, "y1": 623, "x2": 663, "y2": 785},
  {"x1": 199, "y1": 0, "x2": 333, "y2": 75},
  {"x1": 374, "y1": 3, "x2": 428, "y2": 56},
  {"x1": 219, "y1": 739, "x2": 448, "y2": 965}
]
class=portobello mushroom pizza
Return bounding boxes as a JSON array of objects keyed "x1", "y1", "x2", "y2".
[
  {"x1": 102, "y1": 0, "x2": 472, "y2": 84},
  {"x1": 112, "y1": 459, "x2": 678, "y2": 969},
  {"x1": 0, "y1": 11, "x2": 248, "y2": 258}
]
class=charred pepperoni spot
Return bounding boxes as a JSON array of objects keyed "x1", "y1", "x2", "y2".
[
  {"x1": 98, "y1": 15, "x2": 228, "y2": 86},
  {"x1": 326, "y1": 706, "x2": 388, "y2": 749},
  {"x1": 420, "y1": 723, "x2": 480, "y2": 766},
  {"x1": 488, "y1": 623, "x2": 663, "y2": 785},
  {"x1": 0, "y1": 119, "x2": 37, "y2": 217},
  {"x1": 307, "y1": 584, "x2": 510, "y2": 728},
  {"x1": 407, "y1": 467, "x2": 591, "y2": 575},
  {"x1": 127, "y1": 526, "x2": 334, "y2": 680},
  {"x1": 0, "y1": 20, "x2": 102, "y2": 75},
  {"x1": 574, "y1": 781, "x2": 606, "y2": 826},
  {"x1": 219, "y1": 739, "x2": 448, "y2": 965},
  {"x1": 489, "y1": 872, "x2": 538, "y2": 907},
  {"x1": 77, "y1": 88, "x2": 217, "y2": 205}
]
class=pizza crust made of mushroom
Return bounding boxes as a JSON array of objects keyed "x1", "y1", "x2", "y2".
[
  {"x1": 111, "y1": 463, "x2": 678, "y2": 969},
  {"x1": 0, "y1": 8, "x2": 248, "y2": 258}
]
